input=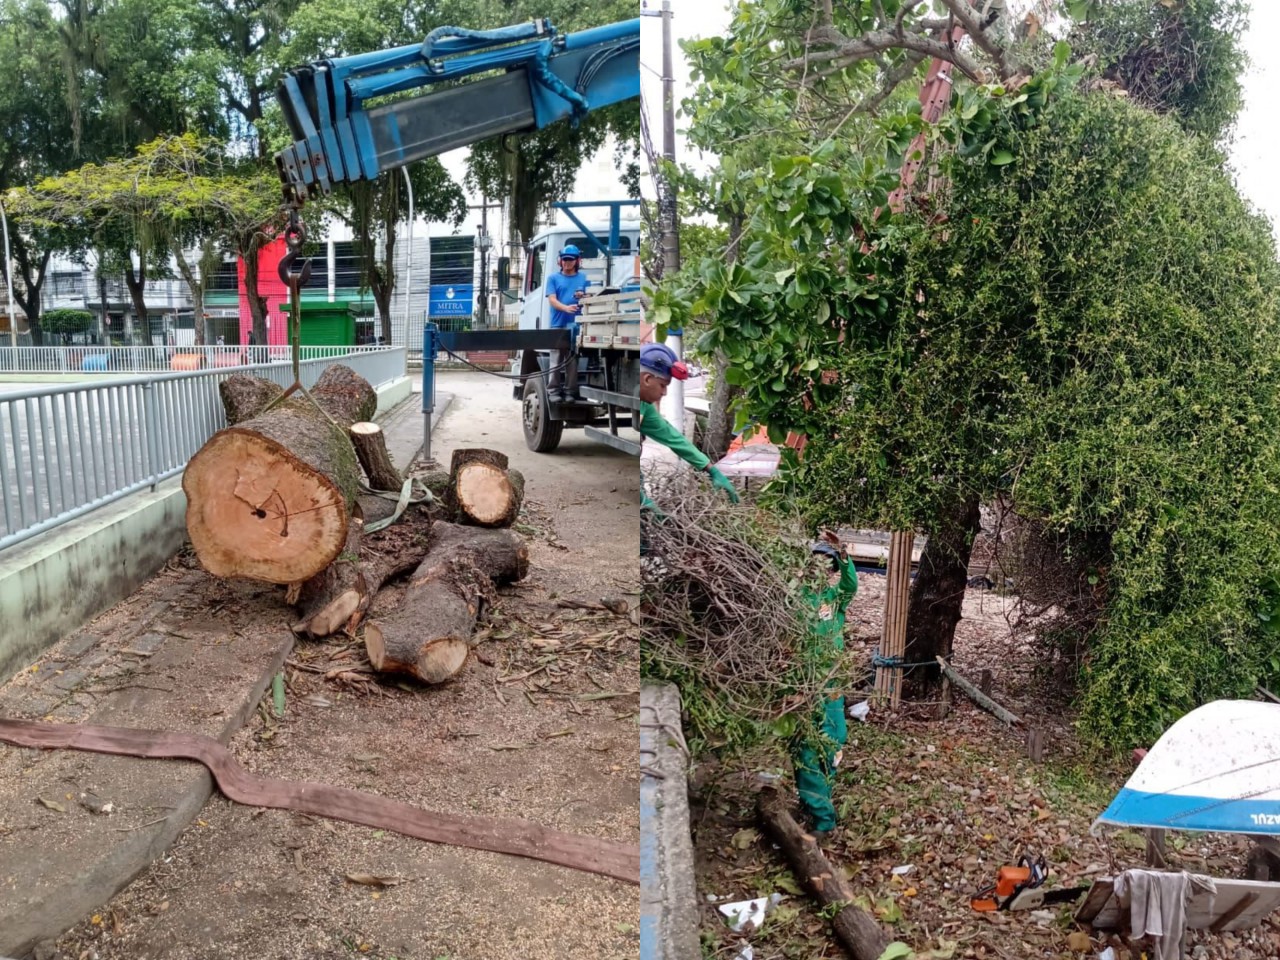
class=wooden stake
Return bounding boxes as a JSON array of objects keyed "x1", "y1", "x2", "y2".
[
  {"x1": 1026, "y1": 726, "x2": 1044, "y2": 763},
  {"x1": 979, "y1": 669, "x2": 993, "y2": 697},
  {"x1": 879, "y1": 529, "x2": 912, "y2": 707}
]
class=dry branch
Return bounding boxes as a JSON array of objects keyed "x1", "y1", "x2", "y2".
[{"x1": 936, "y1": 656, "x2": 1021, "y2": 726}]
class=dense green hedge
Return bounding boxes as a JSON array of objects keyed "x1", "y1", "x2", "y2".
[{"x1": 795, "y1": 91, "x2": 1280, "y2": 748}]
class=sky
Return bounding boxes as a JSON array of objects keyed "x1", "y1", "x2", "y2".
[{"x1": 640, "y1": 0, "x2": 1280, "y2": 238}]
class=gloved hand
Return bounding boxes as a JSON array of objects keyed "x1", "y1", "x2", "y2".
[{"x1": 706, "y1": 465, "x2": 740, "y2": 504}]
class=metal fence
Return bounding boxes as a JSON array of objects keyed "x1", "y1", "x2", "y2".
[
  {"x1": 0, "y1": 344, "x2": 390, "y2": 375},
  {"x1": 0, "y1": 347, "x2": 406, "y2": 552}
]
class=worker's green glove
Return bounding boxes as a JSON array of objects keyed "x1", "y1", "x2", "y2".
[{"x1": 706, "y1": 465, "x2": 739, "y2": 504}]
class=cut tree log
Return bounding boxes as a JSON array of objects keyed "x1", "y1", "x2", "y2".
[
  {"x1": 184, "y1": 397, "x2": 361, "y2": 584},
  {"x1": 365, "y1": 521, "x2": 529, "y2": 683},
  {"x1": 292, "y1": 505, "x2": 436, "y2": 639},
  {"x1": 220, "y1": 376, "x2": 283, "y2": 425},
  {"x1": 187, "y1": 365, "x2": 381, "y2": 585},
  {"x1": 350, "y1": 421, "x2": 403, "y2": 492},
  {"x1": 757, "y1": 787, "x2": 889, "y2": 960},
  {"x1": 447, "y1": 448, "x2": 525, "y2": 528},
  {"x1": 310, "y1": 364, "x2": 377, "y2": 427}
]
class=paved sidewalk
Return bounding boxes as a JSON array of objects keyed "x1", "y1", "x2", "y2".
[{"x1": 0, "y1": 387, "x2": 451, "y2": 959}]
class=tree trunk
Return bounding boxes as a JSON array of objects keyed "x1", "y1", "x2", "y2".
[
  {"x1": 446, "y1": 448, "x2": 524, "y2": 528},
  {"x1": 243, "y1": 237, "x2": 270, "y2": 346},
  {"x1": 365, "y1": 521, "x2": 529, "y2": 683},
  {"x1": 903, "y1": 495, "x2": 981, "y2": 697},
  {"x1": 184, "y1": 398, "x2": 361, "y2": 584},
  {"x1": 704, "y1": 214, "x2": 744, "y2": 460},
  {"x1": 172, "y1": 242, "x2": 210, "y2": 347},
  {"x1": 350, "y1": 422, "x2": 403, "y2": 491},
  {"x1": 13, "y1": 242, "x2": 50, "y2": 345},
  {"x1": 123, "y1": 258, "x2": 149, "y2": 342},
  {"x1": 310, "y1": 363, "x2": 377, "y2": 427},
  {"x1": 757, "y1": 787, "x2": 889, "y2": 960},
  {"x1": 374, "y1": 180, "x2": 397, "y2": 345},
  {"x1": 185, "y1": 367, "x2": 378, "y2": 585}
]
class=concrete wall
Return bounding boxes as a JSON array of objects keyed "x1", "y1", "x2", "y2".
[{"x1": 0, "y1": 479, "x2": 187, "y2": 683}]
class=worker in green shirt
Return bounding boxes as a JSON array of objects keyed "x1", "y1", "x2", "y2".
[
  {"x1": 637, "y1": 342, "x2": 738, "y2": 508},
  {"x1": 792, "y1": 530, "x2": 858, "y2": 840}
]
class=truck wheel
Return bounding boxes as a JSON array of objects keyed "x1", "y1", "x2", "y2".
[{"x1": 523, "y1": 376, "x2": 563, "y2": 453}]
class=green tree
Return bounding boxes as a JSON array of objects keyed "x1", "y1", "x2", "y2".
[
  {"x1": 462, "y1": 0, "x2": 640, "y2": 245},
  {"x1": 658, "y1": 1, "x2": 1268, "y2": 747}
]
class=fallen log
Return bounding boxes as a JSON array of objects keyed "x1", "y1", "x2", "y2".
[
  {"x1": 447, "y1": 448, "x2": 525, "y2": 528},
  {"x1": 350, "y1": 421, "x2": 403, "y2": 492},
  {"x1": 365, "y1": 521, "x2": 529, "y2": 683},
  {"x1": 291, "y1": 506, "x2": 435, "y2": 639},
  {"x1": 757, "y1": 787, "x2": 889, "y2": 960},
  {"x1": 935, "y1": 656, "x2": 1022, "y2": 727}
]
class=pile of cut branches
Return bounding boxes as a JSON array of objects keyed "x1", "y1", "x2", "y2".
[{"x1": 640, "y1": 477, "x2": 835, "y2": 749}]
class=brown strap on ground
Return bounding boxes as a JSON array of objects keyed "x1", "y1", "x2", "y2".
[{"x1": 0, "y1": 718, "x2": 639, "y2": 885}]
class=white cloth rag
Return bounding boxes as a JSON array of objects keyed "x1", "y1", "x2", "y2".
[{"x1": 1114, "y1": 869, "x2": 1216, "y2": 960}]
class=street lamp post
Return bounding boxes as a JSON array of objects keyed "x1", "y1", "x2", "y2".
[
  {"x1": 402, "y1": 167, "x2": 414, "y2": 349},
  {"x1": 1, "y1": 198, "x2": 15, "y2": 350}
]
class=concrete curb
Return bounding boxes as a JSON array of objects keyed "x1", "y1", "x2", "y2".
[
  {"x1": 640, "y1": 682, "x2": 700, "y2": 960},
  {"x1": 1, "y1": 633, "x2": 295, "y2": 959},
  {"x1": 0, "y1": 478, "x2": 188, "y2": 684}
]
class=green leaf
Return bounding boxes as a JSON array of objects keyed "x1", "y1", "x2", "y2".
[
  {"x1": 1053, "y1": 40, "x2": 1071, "y2": 69},
  {"x1": 775, "y1": 267, "x2": 795, "y2": 285},
  {"x1": 877, "y1": 943, "x2": 913, "y2": 960},
  {"x1": 989, "y1": 149, "x2": 1015, "y2": 166}
]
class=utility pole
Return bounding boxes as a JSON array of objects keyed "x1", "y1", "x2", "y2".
[
  {"x1": 659, "y1": 0, "x2": 685, "y2": 431},
  {"x1": 467, "y1": 199, "x2": 501, "y2": 329}
]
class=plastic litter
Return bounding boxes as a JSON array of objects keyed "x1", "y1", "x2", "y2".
[
  {"x1": 848, "y1": 700, "x2": 871, "y2": 722},
  {"x1": 718, "y1": 893, "x2": 784, "y2": 933}
]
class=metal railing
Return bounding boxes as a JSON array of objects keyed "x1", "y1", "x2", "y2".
[
  {"x1": 0, "y1": 344, "x2": 390, "y2": 375},
  {"x1": 0, "y1": 347, "x2": 406, "y2": 551}
]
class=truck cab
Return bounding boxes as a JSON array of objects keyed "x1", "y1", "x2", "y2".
[{"x1": 517, "y1": 221, "x2": 641, "y2": 330}]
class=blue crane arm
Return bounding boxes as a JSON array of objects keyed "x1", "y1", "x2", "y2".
[{"x1": 274, "y1": 18, "x2": 639, "y2": 203}]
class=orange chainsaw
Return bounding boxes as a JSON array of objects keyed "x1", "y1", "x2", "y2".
[{"x1": 970, "y1": 854, "x2": 1089, "y2": 912}]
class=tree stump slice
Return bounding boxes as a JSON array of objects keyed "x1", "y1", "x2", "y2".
[
  {"x1": 450, "y1": 448, "x2": 509, "y2": 474},
  {"x1": 184, "y1": 399, "x2": 360, "y2": 584},
  {"x1": 350, "y1": 421, "x2": 403, "y2": 492},
  {"x1": 454, "y1": 462, "x2": 524, "y2": 527}
]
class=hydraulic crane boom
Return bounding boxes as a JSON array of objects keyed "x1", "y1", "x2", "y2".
[{"x1": 274, "y1": 18, "x2": 640, "y2": 203}]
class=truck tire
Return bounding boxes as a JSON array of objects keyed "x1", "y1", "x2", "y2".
[{"x1": 523, "y1": 375, "x2": 564, "y2": 453}]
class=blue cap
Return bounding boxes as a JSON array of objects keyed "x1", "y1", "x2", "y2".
[
  {"x1": 640, "y1": 342, "x2": 688, "y2": 380},
  {"x1": 559, "y1": 244, "x2": 581, "y2": 259}
]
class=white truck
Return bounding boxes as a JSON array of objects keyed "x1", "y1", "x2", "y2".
[{"x1": 505, "y1": 202, "x2": 646, "y2": 454}]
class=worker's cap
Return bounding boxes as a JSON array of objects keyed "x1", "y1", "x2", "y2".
[
  {"x1": 559, "y1": 244, "x2": 582, "y2": 260},
  {"x1": 810, "y1": 541, "x2": 841, "y2": 569},
  {"x1": 640, "y1": 342, "x2": 688, "y2": 381}
]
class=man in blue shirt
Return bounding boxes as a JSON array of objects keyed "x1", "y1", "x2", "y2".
[{"x1": 545, "y1": 244, "x2": 591, "y2": 400}]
